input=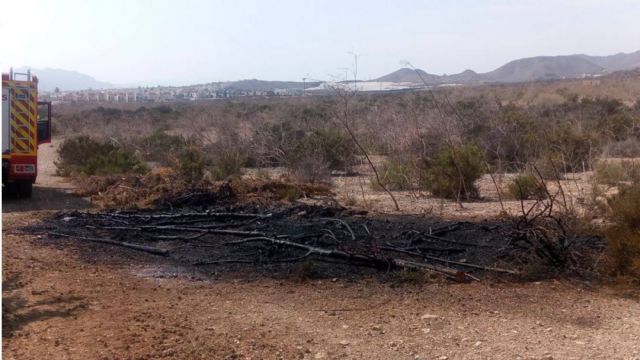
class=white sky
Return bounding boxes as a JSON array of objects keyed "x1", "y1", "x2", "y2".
[{"x1": 1, "y1": 0, "x2": 639, "y2": 86}]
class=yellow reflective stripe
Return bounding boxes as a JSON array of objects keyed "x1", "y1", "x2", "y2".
[
  {"x1": 13, "y1": 98, "x2": 31, "y2": 115},
  {"x1": 13, "y1": 139, "x2": 29, "y2": 152},
  {"x1": 13, "y1": 124, "x2": 30, "y2": 140},
  {"x1": 14, "y1": 91, "x2": 37, "y2": 142},
  {"x1": 10, "y1": 112, "x2": 31, "y2": 139}
]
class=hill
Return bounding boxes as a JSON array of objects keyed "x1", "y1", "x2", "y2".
[
  {"x1": 581, "y1": 50, "x2": 640, "y2": 72},
  {"x1": 16, "y1": 67, "x2": 113, "y2": 91},
  {"x1": 374, "y1": 50, "x2": 640, "y2": 85},
  {"x1": 483, "y1": 55, "x2": 604, "y2": 83},
  {"x1": 374, "y1": 68, "x2": 441, "y2": 84}
]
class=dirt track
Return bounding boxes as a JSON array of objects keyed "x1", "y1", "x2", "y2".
[{"x1": 3, "y1": 143, "x2": 640, "y2": 359}]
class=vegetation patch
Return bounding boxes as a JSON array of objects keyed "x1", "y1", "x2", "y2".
[
  {"x1": 418, "y1": 143, "x2": 484, "y2": 200},
  {"x1": 56, "y1": 136, "x2": 147, "y2": 176},
  {"x1": 372, "y1": 158, "x2": 416, "y2": 191},
  {"x1": 507, "y1": 174, "x2": 547, "y2": 200},
  {"x1": 604, "y1": 182, "x2": 640, "y2": 279}
]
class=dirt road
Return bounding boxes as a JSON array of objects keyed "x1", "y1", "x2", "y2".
[{"x1": 3, "y1": 143, "x2": 640, "y2": 359}]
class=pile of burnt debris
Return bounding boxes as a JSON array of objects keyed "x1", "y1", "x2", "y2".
[{"x1": 29, "y1": 203, "x2": 604, "y2": 282}]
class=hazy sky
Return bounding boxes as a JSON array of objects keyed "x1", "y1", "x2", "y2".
[{"x1": 2, "y1": 0, "x2": 639, "y2": 86}]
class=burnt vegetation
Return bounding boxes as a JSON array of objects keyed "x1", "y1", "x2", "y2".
[{"x1": 48, "y1": 84, "x2": 640, "y2": 281}]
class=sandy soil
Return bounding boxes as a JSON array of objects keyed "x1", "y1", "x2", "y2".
[{"x1": 3, "y1": 144, "x2": 640, "y2": 359}]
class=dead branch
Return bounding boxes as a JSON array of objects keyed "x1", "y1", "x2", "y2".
[
  {"x1": 224, "y1": 236, "x2": 477, "y2": 281},
  {"x1": 48, "y1": 232, "x2": 169, "y2": 256},
  {"x1": 320, "y1": 217, "x2": 356, "y2": 240},
  {"x1": 380, "y1": 246, "x2": 519, "y2": 275}
]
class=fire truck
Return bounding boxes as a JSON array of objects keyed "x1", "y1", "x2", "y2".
[{"x1": 2, "y1": 69, "x2": 52, "y2": 198}]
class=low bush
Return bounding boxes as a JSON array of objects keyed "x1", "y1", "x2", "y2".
[
  {"x1": 177, "y1": 146, "x2": 206, "y2": 184},
  {"x1": 289, "y1": 128, "x2": 356, "y2": 171},
  {"x1": 138, "y1": 130, "x2": 186, "y2": 165},
  {"x1": 418, "y1": 143, "x2": 484, "y2": 200},
  {"x1": 593, "y1": 161, "x2": 640, "y2": 186},
  {"x1": 604, "y1": 138, "x2": 640, "y2": 158},
  {"x1": 289, "y1": 151, "x2": 331, "y2": 184},
  {"x1": 605, "y1": 182, "x2": 640, "y2": 278},
  {"x1": 372, "y1": 158, "x2": 416, "y2": 191},
  {"x1": 207, "y1": 148, "x2": 248, "y2": 181},
  {"x1": 56, "y1": 136, "x2": 147, "y2": 176},
  {"x1": 508, "y1": 174, "x2": 547, "y2": 200},
  {"x1": 526, "y1": 157, "x2": 564, "y2": 180}
]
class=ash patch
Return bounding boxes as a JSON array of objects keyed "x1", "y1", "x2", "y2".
[{"x1": 26, "y1": 203, "x2": 604, "y2": 282}]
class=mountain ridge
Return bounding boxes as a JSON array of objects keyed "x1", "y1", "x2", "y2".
[{"x1": 374, "y1": 50, "x2": 640, "y2": 85}]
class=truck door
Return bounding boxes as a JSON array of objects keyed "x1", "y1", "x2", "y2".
[{"x1": 37, "y1": 101, "x2": 51, "y2": 144}]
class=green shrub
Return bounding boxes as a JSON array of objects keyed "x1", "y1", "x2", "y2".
[
  {"x1": 208, "y1": 148, "x2": 247, "y2": 181},
  {"x1": 56, "y1": 136, "x2": 147, "y2": 176},
  {"x1": 139, "y1": 130, "x2": 185, "y2": 165},
  {"x1": 178, "y1": 146, "x2": 206, "y2": 184},
  {"x1": 594, "y1": 161, "x2": 640, "y2": 186},
  {"x1": 289, "y1": 128, "x2": 356, "y2": 171},
  {"x1": 546, "y1": 124, "x2": 599, "y2": 172},
  {"x1": 372, "y1": 159, "x2": 416, "y2": 191},
  {"x1": 290, "y1": 151, "x2": 331, "y2": 184},
  {"x1": 508, "y1": 174, "x2": 547, "y2": 200},
  {"x1": 418, "y1": 143, "x2": 484, "y2": 200},
  {"x1": 526, "y1": 157, "x2": 564, "y2": 180},
  {"x1": 605, "y1": 182, "x2": 640, "y2": 278}
]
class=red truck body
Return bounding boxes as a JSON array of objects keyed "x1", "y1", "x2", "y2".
[{"x1": 2, "y1": 70, "x2": 51, "y2": 197}]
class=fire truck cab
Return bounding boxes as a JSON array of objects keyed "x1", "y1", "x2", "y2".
[{"x1": 2, "y1": 69, "x2": 52, "y2": 198}]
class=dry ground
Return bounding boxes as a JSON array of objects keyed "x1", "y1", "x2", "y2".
[
  {"x1": 246, "y1": 157, "x2": 596, "y2": 221},
  {"x1": 3, "y1": 142, "x2": 640, "y2": 359}
]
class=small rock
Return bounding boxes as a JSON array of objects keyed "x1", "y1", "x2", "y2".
[
  {"x1": 420, "y1": 314, "x2": 439, "y2": 320},
  {"x1": 421, "y1": 328, "x2": 431, "y2": 334},
  {"x1": 314, "y1": 351, "x2": 326, "y2": 359},
  {"x1": 371, "y1": 324, "x2": 383, "y2": 331},
  {"x1": 339, "y1": 340, "x2": 350, "y2": 346},
  {"x1": 437, "y1": 356, "x2": 448, "y2": 360},
  {"x1": 474, "y1": 341, "x2": 482, "y2": 347}
]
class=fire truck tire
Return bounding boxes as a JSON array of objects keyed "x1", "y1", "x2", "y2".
[
  {"x1": 4, "y1": 182, "x2": 18, "y2": 196},
  {"x1": 17, "y1": 180, "x2": 33, "y2": 198}
]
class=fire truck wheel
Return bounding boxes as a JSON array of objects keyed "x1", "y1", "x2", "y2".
[
  {"x1": 17, "y1": 180, "x2": 33, "y2": 198},
  {"x1": 3, "y1": 182, "x2": 18, "y2": 197}
]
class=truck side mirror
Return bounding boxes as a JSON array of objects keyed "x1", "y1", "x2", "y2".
[{"x1": 37, "y1": 101, "x2": 52, "y2": 144}]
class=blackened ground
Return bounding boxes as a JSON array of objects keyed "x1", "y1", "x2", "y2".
[{"x1": 23, "y1": 203, "x2": 604, "y2": 282}]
